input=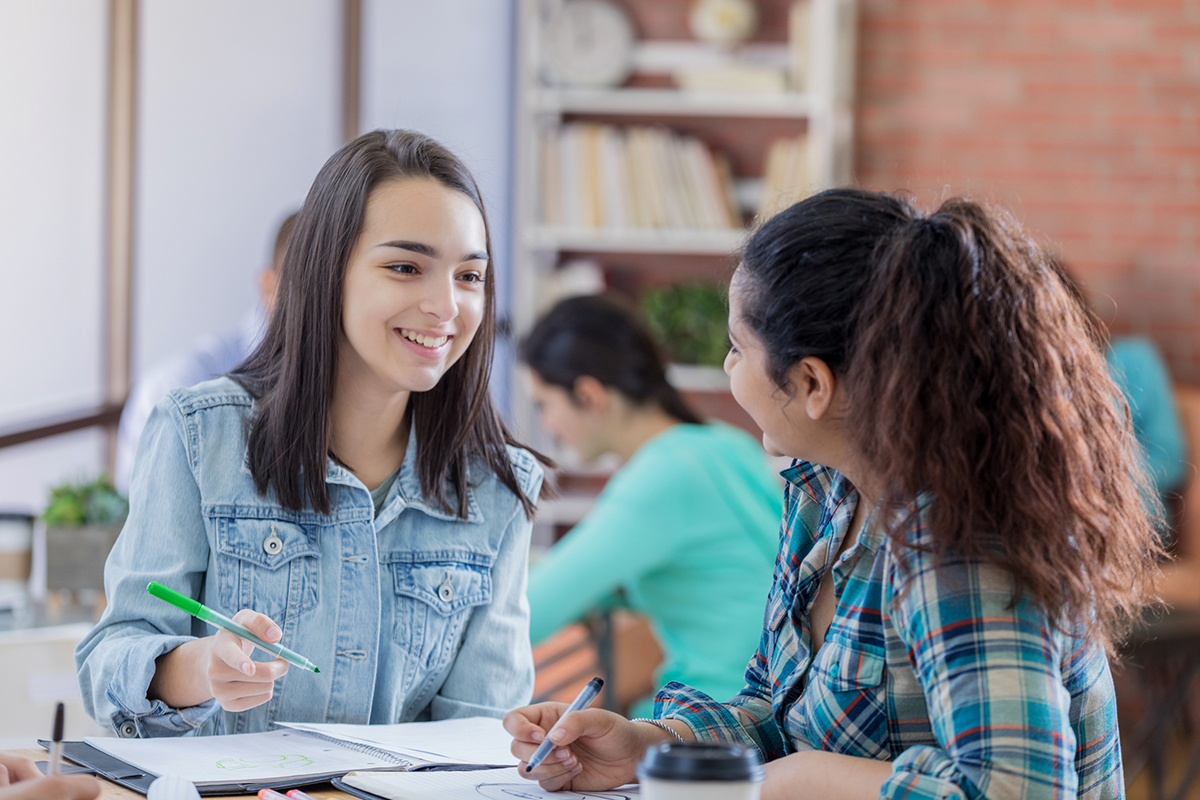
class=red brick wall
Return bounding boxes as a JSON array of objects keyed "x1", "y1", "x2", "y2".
[{"x1": 856, "y1": 0, "x2": 1200, "y2": 381}]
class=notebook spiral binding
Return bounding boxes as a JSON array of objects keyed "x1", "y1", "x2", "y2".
[{"x1": 298, "y1": 731, "x2": 414, "y2": 769}]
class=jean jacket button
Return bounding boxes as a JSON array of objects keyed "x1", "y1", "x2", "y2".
[
  {"x1": 263, "y1": 528, "x2": 283, "y2": 556},
  {"x1": 118, "y1": 721, "x2": 137, "y2": 738}
]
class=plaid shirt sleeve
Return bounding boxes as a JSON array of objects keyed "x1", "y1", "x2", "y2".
[
  {"x1": 651, "y1": 629, "x2": 789, "y2": 761},
  {"x1": 882, "y1": 538, "x2": 1081, "y2": 800},
  {"x1": 652, "y1": 481, "x2": 806, "y2": 762}
]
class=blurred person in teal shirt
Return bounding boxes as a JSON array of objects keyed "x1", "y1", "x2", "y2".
[
  {"x1": 520, "y1": 295, "x2": 781, "y2": 718},
  {"x1": 1107, "y1": 336, "x2": 1187, "y2": 497},
  {"x1": 1058, "y1": 265, "x2": 1186, "y2": 500}
]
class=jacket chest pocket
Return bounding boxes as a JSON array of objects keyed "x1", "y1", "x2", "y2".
[
  {"x1": 214, "y1": 518, "x2": 321, "y2": 623},
  {"x1": 389, "y1": 560, "x2": 492, "y2": 669}
]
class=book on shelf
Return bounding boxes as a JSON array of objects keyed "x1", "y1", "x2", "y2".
[
  {"x1": 540, "y1": 123, "x2": 740, "y2": 233},
  {"x1": 757, "y1": 134, "x2": 812, "y2": 220}
]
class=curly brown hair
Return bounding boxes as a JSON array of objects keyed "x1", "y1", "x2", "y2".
[{"x1": 739, "y1": 188, "x2": 1164, "y2": 654}]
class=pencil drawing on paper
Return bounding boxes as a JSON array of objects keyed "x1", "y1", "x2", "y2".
[
  {"x1": 475, "y1": 785, "x2": 634, "y2": 799},
  {"x1": 214, "y1": 754, "x2": 315, "y2": 770}
]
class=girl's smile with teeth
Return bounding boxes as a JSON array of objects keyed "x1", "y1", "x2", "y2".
[{"x1": 398, "y1": 328, "x2": 450, "y2": 349}]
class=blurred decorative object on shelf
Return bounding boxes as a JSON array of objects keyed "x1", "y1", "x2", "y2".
[
  {"x1": 540, "y1": 123, "x2": 740, "y2": 232},
  {"x1": 641, "y1": 283, "x2": 729, "y2": 367},
  {"x1": 43, "y1": 476, "x2": 127, "y2": 593},
  {"x1": 541, "y1": 259, "x2": 607, "y2": 311},
  {"x1": 0, "y1": 512, "x2": 35, "y2": 610},
  {"x1": 758, "y1": 135, "x2": 812, "y2": 220},
  {"x1": 541, "y1": 0, "x2": 636, "y2": 89},
  {"x1": 689, "y1": 0, "x2": 759, "y2": 47},
  {"x1": 674, "y1": 63, "x2": 787, "y2": 94},
  {"x1": 674, "y1": 1, "x2": 786, "y2": 93}
]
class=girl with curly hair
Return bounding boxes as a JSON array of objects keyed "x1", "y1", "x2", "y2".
[{"x1": 506, "y1": 188, "x2": 1162, "y2": 800}]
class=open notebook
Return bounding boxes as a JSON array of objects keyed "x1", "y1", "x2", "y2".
[
  {"x1": 337, "y1": 768, "x2": 641, "y2": 800},
  {"x1": 69, "y1": 717, "x2": 517, "y2": 794}
]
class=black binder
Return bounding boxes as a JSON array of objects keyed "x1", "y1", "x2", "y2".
[{"x1": 37, "y1": 740, "x2": 349, "y2": 796}]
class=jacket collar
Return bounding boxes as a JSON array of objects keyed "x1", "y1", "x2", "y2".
[{"x1": 324, "y1": 428, "x2": 485, "y2": 525}]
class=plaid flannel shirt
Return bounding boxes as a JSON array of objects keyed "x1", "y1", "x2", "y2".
[{"x1": 654, "y1": 461, "x2": 1123, "y2": 800}]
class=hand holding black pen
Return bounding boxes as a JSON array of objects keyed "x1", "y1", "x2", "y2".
[{"x1": 524, "y1": 677, "x2": 604, "y2": 772}]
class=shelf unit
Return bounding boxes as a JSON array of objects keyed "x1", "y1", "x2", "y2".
[{"x1": 510, "y1": 0, "x2": 858, "y2": 448}]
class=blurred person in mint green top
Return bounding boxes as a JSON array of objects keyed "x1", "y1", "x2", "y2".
[
  {"x1": 1107, "y1": 336, "x2": 1187, "y2": 497},
  {"x1": 520, "y1": 295, "x2": 781, "y2": 718}
]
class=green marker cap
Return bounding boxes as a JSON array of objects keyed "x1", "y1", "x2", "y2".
[{"x1": 147, "y1": 581, "x2": 202, "y2": 617}]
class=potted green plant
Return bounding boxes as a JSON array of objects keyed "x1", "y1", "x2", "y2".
[
  {"x1": 640, "y1": 282, "x2": 729, "y2": 367},
  {"x1": 43, "y1": 475, "x2": 128, "y2": 592}
]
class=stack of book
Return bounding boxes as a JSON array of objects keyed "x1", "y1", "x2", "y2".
[
  {"x1": 757, "y1": 135, "x2": 811, "y2": 221},
  {"x1": 540, "y1": 123, "x2": 741, "y2": 231}
]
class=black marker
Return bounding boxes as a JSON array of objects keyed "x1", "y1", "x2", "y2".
[{"x1": 49, "y1": 702, "x2": 64, "y2": 775}]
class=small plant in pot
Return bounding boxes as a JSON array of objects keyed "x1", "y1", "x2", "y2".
[
  {"x1": 639, "y1": 282, "x2": 728, "y2": 367},
  {"x1": 43, "y1": 475, "x2": 128, "y2": 593}
]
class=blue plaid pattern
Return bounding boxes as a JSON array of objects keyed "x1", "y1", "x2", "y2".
[{"x1": 654, "y1": 461, "x2": 1123, "y2": 800}]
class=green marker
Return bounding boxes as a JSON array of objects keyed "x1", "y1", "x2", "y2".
[{"x1": 146, "y1": 581, "x2": 320, "y2": 673}]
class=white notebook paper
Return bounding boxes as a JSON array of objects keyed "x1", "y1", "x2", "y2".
[
  {"x1": 277, "y1": 717, "x2": 518, "y2": 767},
  {"x1": 82, "y1": 716, "x2": 518, "y2": 789},
  {"x1": 341, "y1": 767, "x2": 641, "y2": 800}
]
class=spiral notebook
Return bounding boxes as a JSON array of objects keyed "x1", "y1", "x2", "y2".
[{"x1": 61, "y1": 717, "x2": 516, "y2": 795}]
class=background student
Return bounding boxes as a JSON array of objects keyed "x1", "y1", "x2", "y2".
[
  {"x1": 1060, "y1": 264, "x2": 1187, "y2": 503},
  {"x1": 507, "y1": 189, "x2": 1161, "y2": 800},
  {"x1": 113, "y1": 211, "x2": 296, "y2": 495},
  {"x1": 520, "y1": 295, "x2": 780, "y2": 718},
  {"x1": 1106, "y1": 335, "x2": 1187, "y2": 498},
  {"x1": 76, "y1": 129, "x2": 550, "y2": 736}
]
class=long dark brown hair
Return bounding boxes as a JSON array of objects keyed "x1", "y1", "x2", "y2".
[
  {"x1": 519, "y1": 294, "x2": 704, "y2": 425},
  {"x1": 739, "y1": 188, "x2": 1163, "y2": 653},
  {"x1": 232, "y1": 129, "x2": 551, "y2": 518}
]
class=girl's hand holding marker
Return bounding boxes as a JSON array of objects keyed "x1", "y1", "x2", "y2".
[{"x1": 146, "y1": 581, "x2": 318, "y2": 713}]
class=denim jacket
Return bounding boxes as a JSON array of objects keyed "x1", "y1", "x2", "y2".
[{"x1": 76, "y1": 377, "x2": 542, "y2": 738}]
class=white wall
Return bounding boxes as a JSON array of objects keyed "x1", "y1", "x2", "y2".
[
  {"x1": 135, "y1": 0, "x2": 342, "y2": 373},
  {"x1": 0, "y1": 0, "x2": 108, "y2": 512},
  {"x1": 0, "y1": 0, "x2": 108, "y2": 424},
  {"x1": 361, "y1": 0, "x2": 517, "y2": 414}
]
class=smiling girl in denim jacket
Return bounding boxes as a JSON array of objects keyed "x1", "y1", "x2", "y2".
[{"x1": 76, "y1": 130, "x2": 551, "y2": 737}]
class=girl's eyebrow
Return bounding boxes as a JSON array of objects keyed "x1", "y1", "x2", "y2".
[
  {"x1": 376, "y1": 239, "x2": 437, "y2": 256},
  {"x1": 375, "y1": 239, "x2": 488, "y2": 263}
]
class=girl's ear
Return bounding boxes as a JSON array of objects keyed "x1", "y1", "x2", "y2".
[
  {"x1": 791, "y1": 356, "x2": 837, "y2": 421},
  {"x1": 571, "y1": 375, "x2": 610, "y2": 414}
]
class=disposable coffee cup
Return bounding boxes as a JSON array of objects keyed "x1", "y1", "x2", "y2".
[{"x1": 637, "y1": 741, "x2": 764, "y2": 800}]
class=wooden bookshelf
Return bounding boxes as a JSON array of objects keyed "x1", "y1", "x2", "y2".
[{"x1": 511, "y1": 0, "x2": 857, "y2": 451}]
